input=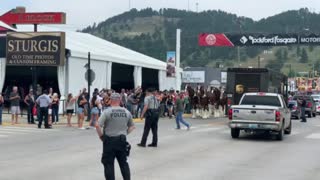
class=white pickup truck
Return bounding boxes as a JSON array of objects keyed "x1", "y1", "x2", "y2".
[{"x1": 228, "y1": 92, "x2": 291, "y2": 140}]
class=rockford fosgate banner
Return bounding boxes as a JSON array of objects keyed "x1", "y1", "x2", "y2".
[
  {"x1": 198, "y1": 33, "x2": 320, "y2": 47},
  {"x1": 299, "y1": 34, "x2": 320, "y2": 45},
  {"x1": 6, "y1": 32, "x2": 65, "y2": 66}
]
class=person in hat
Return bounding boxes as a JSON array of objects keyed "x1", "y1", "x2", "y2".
[
  {"x1": 95, "y1": 93, "x2": 135, "y2": 180},
  {"x1": 24, "y1": 89, "x2": 36, "y2": 124},
  {"x1": 137, "y1": 88, "x2": 160, "y2": 148}
]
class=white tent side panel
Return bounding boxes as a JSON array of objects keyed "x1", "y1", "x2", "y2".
[
  {"x1": 90, "y1": 60, "x2": 108, "y2": 91},
  {"x1": 68, "y1": 57, "x2": 109, "y2": 96},
  {"x1": 68, "y1": 57, "x2": 88, "y2": 96},
  {"x1": 159, "y1": 70, "x2": 177, "y2": 91},
  {"x1": 0, "y1": 58, "x2": 6, "y2": 92}
]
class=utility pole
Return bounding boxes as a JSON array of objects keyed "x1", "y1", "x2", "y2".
[
  {"x1": 237, "y1": 19, "x2": 242, "y2": 67},
  {"x1": 176, "y1": 29, "x2": 181, "y2": 91},
  {"x1": 258, "y1": 56, "x2": 261, "y2": 68},
  {"x1": 196, "y1": 2, "x2": 199, "y2": 13},
  {"x1": 129, "y1": 0, "x2": 131, "y2": 10},
  {"x1": 32, "y1": 24, "x2": 38, "y2": 96}
]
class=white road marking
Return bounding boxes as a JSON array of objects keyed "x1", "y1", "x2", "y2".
[
  {"x1": 291, "y1": 131, "x2": 301, "y2": 136},
  {"x1": 192, "y1": 127, "x2": 222, "y2": 133},
  {"x1": 306, "y1": 133, "x2": 320, "y2": 139},
  {"x1": 0, "y1": 134, "x2": 9, "y2": 138},
  {"x1": 0, "y1": 127, "x2": 59, "y2": 132},
  {"x1": 0, "y1": 131, "x2": 27, "y2": 134}
]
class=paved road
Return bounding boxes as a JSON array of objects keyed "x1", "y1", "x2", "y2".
[{"x1": 1, "y1": 116, "x2": 320, "y2": 180}]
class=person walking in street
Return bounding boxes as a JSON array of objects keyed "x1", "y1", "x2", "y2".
[
  {"x1": 9, "y1": 86, "x2": 21, "y2": 125},
  {"x1": 0, "y1": 93, "x2": 4, "y2": 126},
  {"x1": 66, "y1": 93, "x2": 77, "y2": 127},
  {"x1": 51, "y1": 93, "x2": 60, "y2": 124},
  {"x1": 175, "y1": 92, "x2": 191, "y2": 130},
  {"x1": 299, "y1": 97, "x2": 307, "y2": 122},
  {"x1": 77, "y1": 93, "x2": 88, "y2": 129},
  {"x1": 95, "y1": 93, "x2": 135, "y2": 180},
  {"x1": 24, "y1": 89, "x2": 35, "y2": 124},
  {"x1": 36, "y1": 90, "x2": 51, "y2": 129},
  {"x1": 137, "y1": 88, "x2": 160, "y2": 148}
]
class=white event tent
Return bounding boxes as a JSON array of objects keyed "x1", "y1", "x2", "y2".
[{"x1": 0, "y1": 25, "x2": 182, "y2": 98}]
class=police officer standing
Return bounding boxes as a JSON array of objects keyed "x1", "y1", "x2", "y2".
[
  {"x1": 36, "y1": 90, "x2": 52, "y2": 129},
  {"x1": 95, "y1": 93, "x2": 135, "y2": 180},
  {"x1": 137, "y1": 88, "x2": 160, "y2": 148}
]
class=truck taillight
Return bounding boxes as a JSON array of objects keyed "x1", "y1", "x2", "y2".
[
  {"x1": 275, "y1": 111, "x2": 281, "y2": 122},
  {"x1": 227, "y1": 99, "x2": 232, "y2": 106},
  {"x1": 293, "y1": 106, "x2": 297, "y2": 110},
  {"x1": 228, "y1": 109, "x2": 233, "y2": 120},
  {"x1": 308, "y1": 102, "x2": 312, "y2": 108}
]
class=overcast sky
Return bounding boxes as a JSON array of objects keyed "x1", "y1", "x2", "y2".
[{"x1": 1, "y1": 0, "x2": 320, "y2": 30}]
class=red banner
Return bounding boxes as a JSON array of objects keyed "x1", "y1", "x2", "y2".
[
  {"x1": 0, "y1": 9, "x2": 66, "y2": 25},
  {"x1": 199, "y1": 33, "x2": 234, "y2": 47}
]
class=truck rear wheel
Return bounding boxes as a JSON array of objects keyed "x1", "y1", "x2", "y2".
[
  {"x1": 276, "y1": 124, "x2": 284, "y2": 141},
  {"x1": 231, "y1": 129, "x2": 240, "y2": 138},
  {"x1": 284, "y1": 120, "x2": 292, "y2": 135}
]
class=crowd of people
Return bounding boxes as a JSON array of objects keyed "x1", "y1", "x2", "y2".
[{"x1": 0, "y1": 86, "x2": 193, "y2": 130}]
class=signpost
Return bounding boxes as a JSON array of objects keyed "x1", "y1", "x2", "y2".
[
  {"x1": 0, "y1": 7, "x2": 66, "y2": 96},
  {"x1": 6, "y1": 32, "x2": 66, "y2": 66}
]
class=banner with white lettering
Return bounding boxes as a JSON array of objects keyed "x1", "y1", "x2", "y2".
[
  {"x1": 199, "y1": 33, "x2": 301, "y2": 47},
  {"x1": 182, "y1": 71, "x2": 205, "y2": 83},
  {"x1": 6, "y1": 32, "x2": 65, "y2": 66}
]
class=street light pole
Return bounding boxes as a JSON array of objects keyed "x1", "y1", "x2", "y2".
[{"x1": 129, "y1": 0, "x2": 131, "y2": 10}]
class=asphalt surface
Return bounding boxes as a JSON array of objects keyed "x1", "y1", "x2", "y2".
[{"x1": 1, "y1": 116, "x2": 320, "y2": 180}]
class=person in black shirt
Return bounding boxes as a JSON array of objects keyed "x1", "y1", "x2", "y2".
[{"x1": 24, "y1": 89, "x2": 35, "y2": 124}]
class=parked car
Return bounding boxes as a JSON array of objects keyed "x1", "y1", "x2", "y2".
[
  {"x1": 288, "y1": 100, "x2": 301, "y2": 119},
  {"x1": 293, "y1": 95, "x2": 317, "y2": 118},
  {"x1": 311, "y1": 94, "x2": 320, "y2": 102},
  {"x1": 316, "y1": 102, "x2": 320, "y2": 114}
]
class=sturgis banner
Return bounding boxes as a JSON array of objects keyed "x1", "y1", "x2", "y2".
[
  {"x1": 198, "y1": 33, "x2": 317, "y2": 47},
  {"x1": 6, "y1": 32, "x2": 65, "y2": 66}
]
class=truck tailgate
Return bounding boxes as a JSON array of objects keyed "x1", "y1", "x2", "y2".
[{"x1": 232, "y1": 105, "x2": 277, "y2": 122}]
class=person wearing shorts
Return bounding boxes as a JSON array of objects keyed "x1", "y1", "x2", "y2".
[
  {"x1": 66, "y1": 93, "x2": 77, "y2": 127},
  {"x1": 9, "y1": 86, "x2": 21, "y2": 125},
  {"x1": 88, "y1": 94, "x2": 101, "y2": 129},
  {"x1": 77, "y1": 94, "x2": 87, "y2": 129}
]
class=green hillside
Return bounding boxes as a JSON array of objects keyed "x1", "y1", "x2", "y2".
[{"x1": 82, "y1": 8, "x2": 320, "y2": 77}]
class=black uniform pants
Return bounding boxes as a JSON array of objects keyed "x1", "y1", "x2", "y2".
[
  {"x1": 27, "y1": 105, "x2": 34, "y2": 123},
  {"x1": 38, "y1": 107, "x2": 49, "y2": 128},
  {"x1": 140, "y1": 113, "x2": 159, "y2": 145},
  {"x1": 101, "y1": 136, "x2": 130, "y2": 180}
]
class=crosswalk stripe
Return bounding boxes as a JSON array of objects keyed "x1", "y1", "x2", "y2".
[
  {"x1": 0, "y1": 131, "x2": 28, "y2": 134},
  {"x1": 192, "y1": 127, "x2": 222, "y2": 133},
  {"x1": 0, "y1": 134, "x2": 9, "y2": 138},
  {"x1": 306, "y1": 133, "x2": 320, "y2": 139},
  {"x1": 1, "y1": 126, "x2": 59, "y2": 131},
  {"x1": 0, "y1": 128, "x2": 44, "y2": 133}
]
